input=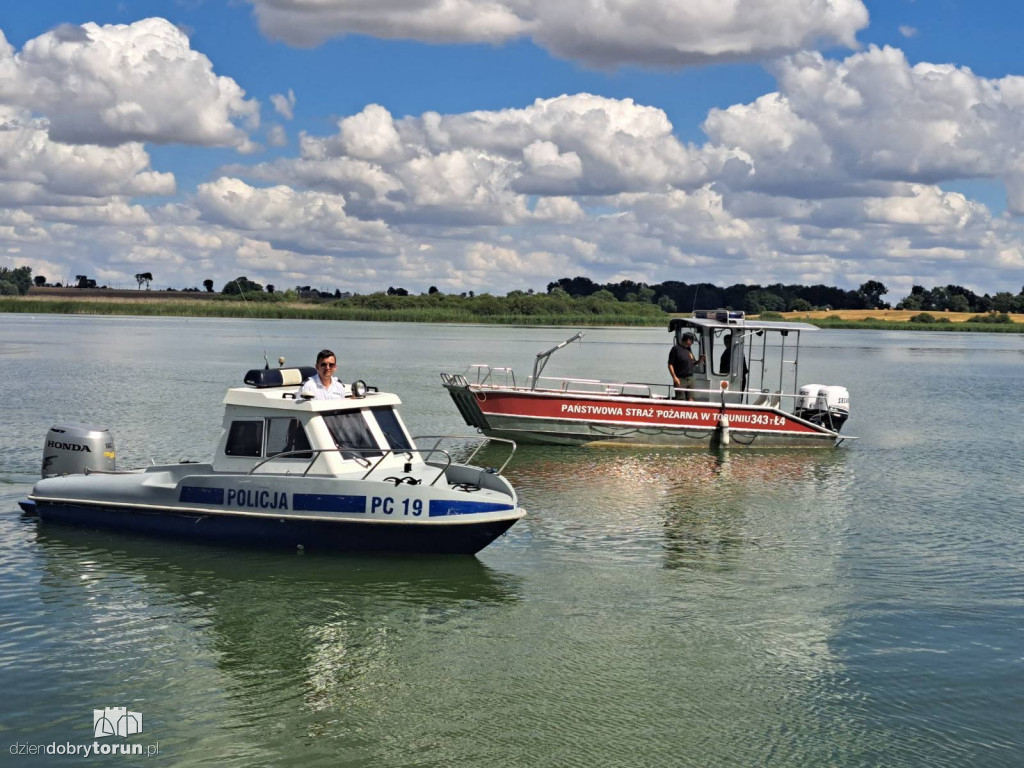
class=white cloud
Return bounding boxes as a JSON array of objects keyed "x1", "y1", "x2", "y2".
[
  {"x1": 899, "y1": 25, "x2": 918, "y2": 38},
  {"x1": 704, "y1": 46, "x2": 1024, "y2": 212},
  {"x1": 0, "y1": 19, "x2": 259, "y2": 148},
  {"x1": 267, "y1": 124, "x2": 289, "y2": 147},
  {"x1": 0, "y1": 106, "x2": 175, "y2": 207},
  {"x1": 239, "y1": 95, "x2": 732, "y2": 230},
  {"x1": 270, "y1": 89, "x2": 296, "y2": 120},
  {"x1": 247, "y1": 0, "x2": 868, "y2": 68},
  {"x1": 194, "y1": 177, "x2": 393, "y2": 254}
]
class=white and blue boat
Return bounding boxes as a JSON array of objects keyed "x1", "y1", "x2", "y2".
[{"x1": 19, "y1": 367, "x2": 524, "y2": 555}]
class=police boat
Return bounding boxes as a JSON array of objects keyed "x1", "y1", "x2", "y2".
[{"x1": 18, "y1": 367, "x2": 524, "y2": 555}]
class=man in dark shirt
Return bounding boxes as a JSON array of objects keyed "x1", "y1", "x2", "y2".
[
  {"x1": 668, "y1": 332, "x2": 703, "y2": 400},
  {"x1": 720, "y1": 333, "x2": 734, "y2": 373}
]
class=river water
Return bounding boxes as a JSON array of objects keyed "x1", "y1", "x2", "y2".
[{"x1": 1, "y1": 315, "x2": 1022, "y2": 767}]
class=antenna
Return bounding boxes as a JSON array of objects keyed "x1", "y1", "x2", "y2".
[
  {"x1": 233, "y1": 278, "x2": 271, "y2": 369},
  {"x1": 691, "y1": 285, "x2": 699, "y2": 313}
]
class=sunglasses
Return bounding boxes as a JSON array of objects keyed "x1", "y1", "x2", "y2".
[{"x1": 319, "y1": 362, "x2": 337, "y2": 369}]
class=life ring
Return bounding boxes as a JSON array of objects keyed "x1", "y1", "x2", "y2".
[{"x1": 475, "y1": 390, "x2": 487, "y2": 402}]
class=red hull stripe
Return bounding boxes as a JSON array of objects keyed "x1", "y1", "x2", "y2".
[{"x1": 475, "y1": 392, "x2": 823, "y2": 434}]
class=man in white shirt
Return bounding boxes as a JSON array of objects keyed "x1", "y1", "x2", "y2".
[{"x1": 300, "y1": 349, "x2": 350, "y2": 399}]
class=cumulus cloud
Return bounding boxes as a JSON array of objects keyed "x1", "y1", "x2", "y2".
[
  {"x1": 194, "y1": 177, "x2": 393, "y2": 255},
  {"x1": 0, "y1": 106, "x2": 175, "y2": 207},
  {"x1": 704, "y1": 46, "x2": 1024, "y2": 212},
  {"x1": 236, "y1": 95, "x2": 735, "y2": 229},
  {"x1": 0, "y1": 19, "x2": 259, "y2": 148},
  {"x1": 246, "y1": 0, "x2": 868, "y2": 68}
]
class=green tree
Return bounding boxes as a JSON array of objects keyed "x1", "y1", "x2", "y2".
[
  {"x1": 991, "y1": 292, "x2": 1017, "y2": 313},
  {"x1": 222, "y1": 276, "x2": 264, "y2": 294},
  {"x1": 657, "y1": 295, "x2": 677, "y2": 312},
  {"x1": 789, "y1": 297, "x2": 813, "y2": 312},
  {"x1": 203, "y1": 279, "x2": 214, "y2": 293},
  {"x1": 744, "y1": 290, "x2": 785, "y2": 314},
  {"x1": 949, "y1": 294, "x2": 970, "y2": 313},
  {"x1": 857, "y1": 280, "x2": 888, "y2": 309},
  {"x1": 34, "y1": 275, "x2": 46, "y2": 287},
  {"x1": 0, "y1": 266, "x2": 32, "y2": 295}
]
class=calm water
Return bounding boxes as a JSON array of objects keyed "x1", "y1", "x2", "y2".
[{"x1": 1, "y1": 315, "x2": 1023, "y2": 767}]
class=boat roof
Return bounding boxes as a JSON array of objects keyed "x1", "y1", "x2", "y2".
[
  {"x1": 224, "y1": 386, "x2": 402, "y2": 411},
  {"x1": 681, "y1": 317, "x2": 819, "y2": 333},
  {"x1": 671, "y1": 311, "x2": 818, "y2": 333},
  {"x1": 224, "y1": 368, "x2": 402, "y2": 412}
]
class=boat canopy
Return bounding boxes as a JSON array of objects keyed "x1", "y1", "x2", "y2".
[{"x1": 669, "y1": 316, "x2": 819, "y2": 334}]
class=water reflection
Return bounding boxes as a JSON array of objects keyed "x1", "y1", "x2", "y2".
[
  {"x1": 500, "y1": 444, "x2": 854, "y2": 571},
  {"x1": 28, "y1": 524, "x2": 521, "y2": 761}
]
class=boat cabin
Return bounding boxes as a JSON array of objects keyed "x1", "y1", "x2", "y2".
[
  {"x1": 212, "y1": 368, "x2": 418, "y2": 476},
  {"x1": 669, "y1": 310, "x2": 820, "y2": 404}
]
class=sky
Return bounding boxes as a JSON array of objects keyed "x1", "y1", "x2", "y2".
[{"x1": 3, "y1": 1, "x2": 1024, "y2": 300}]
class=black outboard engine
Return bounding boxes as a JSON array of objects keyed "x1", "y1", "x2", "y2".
[
  {"x1": 42, "y1": 425, "x2": 116, "y2": 478},
  {"x1": 795, "y1": 385, "x2": 850, "y2": 432}
]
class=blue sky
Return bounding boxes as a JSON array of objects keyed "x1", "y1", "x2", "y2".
[{"x1": 2, "y1": 0, "x2": 1023, "y2": 299}]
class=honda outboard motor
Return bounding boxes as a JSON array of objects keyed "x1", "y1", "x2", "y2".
[
  {"x1": 42, "y1": 425, "x2": 116, "y2": 478},
  {"x1": 795, "y1": 385, "x2": 850, "y2": 432}
]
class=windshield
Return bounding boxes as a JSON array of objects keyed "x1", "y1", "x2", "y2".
[
  {"x1": 371, "y1": 406, "x2": 412, "y2": 451},
  {"x1": 322, "y1": 411, "x2": 383, "y2": 460}
]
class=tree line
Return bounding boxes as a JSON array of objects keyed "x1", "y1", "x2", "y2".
[
  {"x1": 4, "y1": 263, "x2": 1024, "y2": 314},
  {"x1": 546, "y1": 277, "x2": 1024, "y2": 314}
]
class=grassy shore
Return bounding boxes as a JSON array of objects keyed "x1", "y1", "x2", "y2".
[
  {"x1": 3, "y1": 294, "x2": 1023, "y2": 331},
  {"x1": 0, "y1": 296, "x2": 664, "y2": 326}
]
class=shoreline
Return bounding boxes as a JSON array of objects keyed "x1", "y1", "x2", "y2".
[{"x1": 2, "y1": 295, "x2": 1023, "y2": 332}]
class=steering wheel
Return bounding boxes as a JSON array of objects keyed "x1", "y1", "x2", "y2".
[{"x1": 383, "y1": 476, "x2": 421, "y2": 486}]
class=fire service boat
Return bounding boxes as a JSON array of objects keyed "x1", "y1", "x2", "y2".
[
  {"x1": 20, "y1": 367, "x2": 524, "y2": 555},
  {"x1": 441, "y1": 310, "x2": 854, "y2": 449}
]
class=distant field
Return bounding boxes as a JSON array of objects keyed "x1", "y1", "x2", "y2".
[
  {"x1": 27, "y1": 287, "x2": 222, "y2": 301},
  {"x1": 779, "y1": 309, "x2": 1024, "y2": 324},
  {"x1": 6, "y1": 292, "x2": 1023, "y2": 330}
]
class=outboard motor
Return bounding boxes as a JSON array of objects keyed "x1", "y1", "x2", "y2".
[
  {"x1": 42, "y1": 425, "x2": 115, "y2": 478},
  {"x1": 795, "y1": 385, "x2": 850, "y2": 432}
]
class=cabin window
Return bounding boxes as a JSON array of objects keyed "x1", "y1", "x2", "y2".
[
  {"x1": 265, "y1": 417, "x2": 312, "y2": 459},
  {"x1": 371, "y1": 406, "x2": 412, "y2": 451},
  {"x1": 322, "y1": 411, "x2": 383, "y2": 461},
  {"x1": 225, "y1": 420, "x2": 263, "y2": 457}
]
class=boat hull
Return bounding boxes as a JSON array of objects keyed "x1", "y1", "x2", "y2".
[
  {"x1": 445, "y1": 385, "x2": 842, "y2": 448},
  {"x1": 22, "y1": 499, "x2": 519, "y2": 556}
]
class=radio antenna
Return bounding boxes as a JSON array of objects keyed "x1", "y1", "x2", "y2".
[
  {"x1": 691, "y1": 285, "x2": 699, "y2": 313},
  {"x1": 233, "y1": 278, "x2": 271, "y2": 369}
]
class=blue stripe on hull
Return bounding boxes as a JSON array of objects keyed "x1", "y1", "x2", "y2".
[
  {"x1": 293, "y1": 493, "x2": 366, "y2": 513},
  {"x1": 179, "y1": 486, "x2": 225, "y2": 504},
  {"x1": 428, "y1": 499, "x2": 515, "y2": 517},
  {"x1": 33, "y1": 502, "x2": 516, "y2": 556}
]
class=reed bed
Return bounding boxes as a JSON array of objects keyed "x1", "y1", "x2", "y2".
[
  {"x1": 0, "y1": 298, "x2": 665, "y2": 326},
  {"x1": 4, "y1": 297, "x2": 1021, "y2": 331}
]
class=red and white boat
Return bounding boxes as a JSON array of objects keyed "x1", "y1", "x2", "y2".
[{"x1": 441, "y1": 311, "x2": 854, "y2": 448}]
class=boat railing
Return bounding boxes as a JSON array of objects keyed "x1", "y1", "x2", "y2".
[
  {"x1": 532, "y1": 375, "x2": 807, "y2": 409},
  {"x1": 247, "y1": 435, "x2": 516, "y2": 487},
  {"x1": 449, "y1": 367, "x2": 807, "y2": 410},
  {"x1": 450, "y1": 364, "x2": 517, "y2": 388},
  {"x1": 412, "y1": 435, "x2": 517, "y2": 475}
]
